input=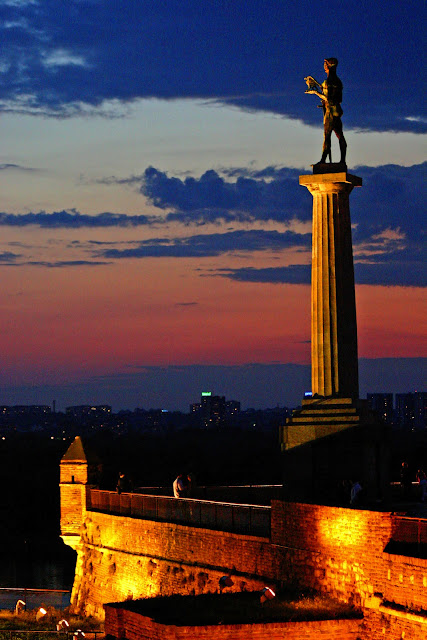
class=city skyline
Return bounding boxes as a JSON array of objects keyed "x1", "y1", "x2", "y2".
[{"x1": 0, "y1": 1, "x2": 425, "y2": 411}]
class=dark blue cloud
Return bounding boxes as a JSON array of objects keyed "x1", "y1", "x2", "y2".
[
  {"x1": 0, "y1": 209, "x2": 154, "y2": 228},
  {"x1": 1, "y1": 162, "x2": 424, "y2": 287},
  {"x1": 142, "y1": 166, "x2": 309, "y2": 223},
  {"x1": 140, "y1": 163, "x2": 427, "y2": 242},
  {"x1": 354, "y1": 259, "x2": 426, "y2": 287},
  {"x1": 215, "y1": 258, "x2": 426, "y2": 287},
  {"x1": 0, "y1": 259, "x2": 111, "y2": 268},
  {"x1": 352, "y1": 163, "x2": 427, "y2": 243},
  {"x1": 26, "y1": 260, "x2": 111, "y2": 268},
  {"x1": 0, "y1": 251, "x2": 20, "y2": 262},
  {"x1": 0, "y1": 1, "x2": 424, "y2": 132},
  {"x1": 215, "y1": 265, "x2": 311, "y2": 285},
  {"x1": 97, "y1": 229, "x2": 310, "y2": 260}
]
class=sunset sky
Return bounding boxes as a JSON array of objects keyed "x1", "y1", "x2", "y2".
[{"x1": 0, "y1": 0, "x2": 425, "y2": 411}]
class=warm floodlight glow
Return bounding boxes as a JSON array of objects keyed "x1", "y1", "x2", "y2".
[
  {"x1": 260, "y1": 587, "x2": 276, "y2": 603},
  {"x1": 317, "y1": 509, "x2": 367, "y2": 547},
  {"x1": 73, "y1": 630, "x2": 85, "y2": 639},
  {"x1": 36, "y1": 608, "x2": 47, "y2": 621},
  {"x1": 15, "y1": 600, "x2": 25, "y2": 614}
]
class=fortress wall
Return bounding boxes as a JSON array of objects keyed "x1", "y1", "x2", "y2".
[
  {"x1": 104, "y1": 604, "x2": 363, "y2": 639},
  {"x1": 67, "y1": 500, "x2": 427, "y2": 637},
  {"x1": 71, "y1": 510, "x2": 277, "y2": 618},
  {"x1": 271, "y1": 501, "x2": 427, "y2": 613}
]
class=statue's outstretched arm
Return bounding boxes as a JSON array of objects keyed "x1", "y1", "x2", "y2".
[{"x1": 305, "y1": 88, "x2": 327, "y2": 101}]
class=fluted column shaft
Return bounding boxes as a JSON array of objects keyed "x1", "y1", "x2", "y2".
[{"x1": 300, "y1": 172, "x2": 361, "y2": 399}]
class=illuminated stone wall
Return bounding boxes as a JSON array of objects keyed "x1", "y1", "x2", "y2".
[
  {"x1": 271, "y1": 501, "x2": 427, "y2": 612},
  {"x1": 64, "y1": 499, "x2": 427, "y2": 638},
  {"x1": 60, "y1": 462, "x2": 87, "y2": 542},
  {"x1": 271, "y1": 501, "x2": 427, "y2": 639},
  {"x1": 104, "y1": 604, "x2": 363, "y2": 639},
  {"x1": 70, "y1": 511, "x2": 276, "y2": 618}
]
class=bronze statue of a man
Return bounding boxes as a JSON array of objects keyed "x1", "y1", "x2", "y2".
[{"x1": 304, "y1": 57, "x2": 347, "y2": 165}]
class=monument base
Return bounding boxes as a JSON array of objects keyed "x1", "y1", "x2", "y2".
[
  {"x1": 280, "y1": 398, "x2": 391, "y2": 505},
  {"x1": 311, "y1": 161, "x2": 347, "y2": 174},
  {"x1": 282, "y1": 397, "x2": 370, "y2": 450}
]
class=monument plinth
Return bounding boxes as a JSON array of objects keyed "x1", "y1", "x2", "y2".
[
  {"x1": 281, "y1": 168, "x2": 389, "y2": 503},
  {"x1": 282, "y1": 170, "x2": 362, "y2": 453}
]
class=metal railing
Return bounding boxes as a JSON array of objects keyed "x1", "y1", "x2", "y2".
[
  {"x1": 133, "y1": 484, "x2": 282, "y2": 505},
  {"x1": 87, "y1": 489, "x2": 270, "y2": 537},
  {"x1": 0, "y1": 633, "x2": 102, "y2": 640},
  {"x1": 390, "y1": 515, "x2": 427, "y2": 555}
]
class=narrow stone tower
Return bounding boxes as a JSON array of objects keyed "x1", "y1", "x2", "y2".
[
  {"x1": 60, "y1": 436, "x2": 89, "y2": 551},
  {"x1": 281, "y1": 166, "x2": 389, "y2": 503}
]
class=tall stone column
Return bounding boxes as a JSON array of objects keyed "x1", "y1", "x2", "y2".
[
  {"x1": 300, "y1": 170, "x2": 361, "y2": 399},
  {"x1": 280, "y1": 169, "x2": 391, "y2": 504}
]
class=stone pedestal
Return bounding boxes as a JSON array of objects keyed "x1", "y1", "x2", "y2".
[{"x1": 281, "y1": 170, "x2": 390, "y2": 504}]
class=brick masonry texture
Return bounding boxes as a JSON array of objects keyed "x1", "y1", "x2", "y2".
[
  {"x1": 69, "y1": 511, "x2": 273, "y2": 618},
  {"x1": 104, "y1": 605, "x2": 363, "y2": 640},
  {"x1": 270, "y1": 501, "x2": 427, "y2": 613},
  {"x1": 61, "y1": 480, "x2": 427, "y2": 639}
]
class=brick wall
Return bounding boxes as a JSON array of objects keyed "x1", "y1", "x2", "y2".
[
  {"x1": 271, "y1": 501, "x2": 427, "y2": 613},
  {"x1": 71, "y1": 511, "x2": 276, "y2": 618},
  {"x1": 361, "y1": 608, "x2": 427, "y2": 640},
  {"x1": 60, "y1": 461, "x2": 88, "y2": 484},
  {"x1": 60, "y1": 460, "x2": 88, "y2": 538},
  {"x1": 66, "y1": 500, "x2": 427, "y2": 638},
  {"x1": 104, "y1": 604, "x2": 363, "y2": 640},
  {"x1": 60, "y1": 483, "x2": 87, "y2": 537}
]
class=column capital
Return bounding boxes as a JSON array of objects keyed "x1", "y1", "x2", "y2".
[{"x1": 299, "y1": 171, "x2": 362, "y2": 189}]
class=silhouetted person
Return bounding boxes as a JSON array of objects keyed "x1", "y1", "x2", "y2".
[
  {"x1": 173, "y1": 473, "x2": 186, "y2": 498},
  {"x1": 116, "y1": 471, "x2": 131, "y2": 494},
  {"x1": 350, "y1": 480, "x2": 362, "y2": 506},
  {"x1": 417, "y1": 469, "x2": 427, "y2": 502},
  {"x1": 186, "y1": 472, "x2": 196, "y2": 497}
]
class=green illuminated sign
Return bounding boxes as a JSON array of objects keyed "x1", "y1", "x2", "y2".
[{"x1": 201, "y1": 392, "x2": 212, "y2": 397}]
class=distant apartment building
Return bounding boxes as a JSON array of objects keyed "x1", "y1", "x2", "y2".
[
  {"x1": 225, "y1": 399, "x2": 241, "y2": 417},
  {"x1": 0, "y1": 405, "x2": 51, "y2": 417},
  {"x1": 66, "y1": 405, "x2": 112, "y2": 421},
  {"x1": 190, "y1": 392, "x2": 240, "y2": 428},
  {"x1": 414, "y1": 392, "x2": 427, "y2": 429},
  {"x1": 367, "y1": 393, "x2": 393, "y2": 424},
  {"x1": 395, "y1": 392, "x2": 427, "y2": 430},
  {"x1": 365, "y1": 392, "x2": 427, "y2": 429},
  {"x1": 201, "y1": 392, "x2": 225, "y2": 428}
]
